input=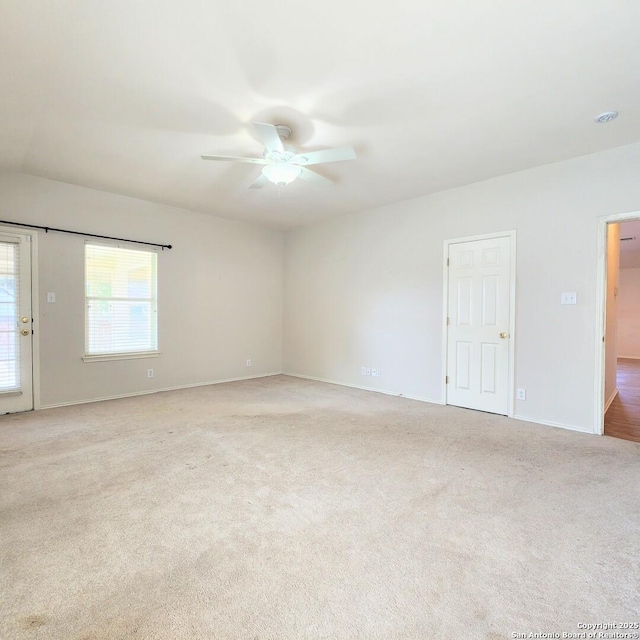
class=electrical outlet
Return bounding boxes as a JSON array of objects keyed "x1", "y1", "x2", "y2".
[
  {"x1": 372, "y1": 369, "x2": 381, "y2": 377},
  {"x1": 517, "y1": 388, "x2": 526, "y2": 400},
  {"x1": 147, "y1": 369, "x2": 154, "y2": 379},
  {"x1": 246, "y1": 359, "x2": 252, "y2": 366},
  {"x1": 561, "y1": 292, "x2": 577, "y2": 305},
  {"x1": 361, "y1": 367, "x2": 372, "y2": 376}
]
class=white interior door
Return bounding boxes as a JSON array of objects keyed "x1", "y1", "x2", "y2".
[
  {"x1": 0, "y1": 232, "x2": 33, "y2": 414},
  {"x1": 446, "y1": 235, "x2": 512, "y2": 415}
]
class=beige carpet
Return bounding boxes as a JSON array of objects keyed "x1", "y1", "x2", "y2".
[{"x1": 1, "y1": 375, "x2": 638, "y2": 639}]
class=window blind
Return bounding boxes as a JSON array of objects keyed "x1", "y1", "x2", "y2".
[{"x1": 85, "y1": 243, "x2": 158, "y2": 356}]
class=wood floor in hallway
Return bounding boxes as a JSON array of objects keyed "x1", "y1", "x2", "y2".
[{"x1": 605, "y1": 358, "x2": 640, "y2": 443}]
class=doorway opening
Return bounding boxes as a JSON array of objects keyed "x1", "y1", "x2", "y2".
[
  {"x1": 603, "y1": 218, "x2": 640, "y2": 442},
  {"x1": 597, "y1": 213, "x2": 640, "y2": 442}
]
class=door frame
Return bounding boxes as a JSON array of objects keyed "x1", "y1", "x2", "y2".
[
  {"x1": 0, "y1": 225, "x2": 41, "y2": 411},
  {"x1": 441, "y1": 229, "x2": 517, "y2": 417},
  {"x1": 594, "y1": 210, "x2": 640, "y2": 435}
]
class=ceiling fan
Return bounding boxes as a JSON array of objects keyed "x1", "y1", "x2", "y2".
[{"x1": 201, "y1": 122, "x2": 357, "y2": 189}]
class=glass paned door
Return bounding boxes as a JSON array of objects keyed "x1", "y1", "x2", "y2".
[{"x1": 0, "y1": 232, "x2": 33, "y2": 413}]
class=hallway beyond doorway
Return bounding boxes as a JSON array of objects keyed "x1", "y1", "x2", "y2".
[{"x1": 605, "y1": 358, "x2": 640, "y2": 443}]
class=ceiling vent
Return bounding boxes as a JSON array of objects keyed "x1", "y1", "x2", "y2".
[{"x1": 594, "y1": 111, "x2": 618, "y2": 123}]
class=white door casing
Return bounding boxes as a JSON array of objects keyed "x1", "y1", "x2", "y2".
[
  {"x1": 445, "y1": 234, "x2": 514, "y2": 415},
  {"x1": 0, "y1": 231, "x2": 34, "y2": 414}
]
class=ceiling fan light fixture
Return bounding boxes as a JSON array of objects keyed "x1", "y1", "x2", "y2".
[{"x1": 262, "y1": 163, "x2": 301, "y2": 186}]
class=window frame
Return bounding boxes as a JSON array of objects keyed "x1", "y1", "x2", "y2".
[{"x1": 82, "y1": 241, "x2": 160, "y2": 363}]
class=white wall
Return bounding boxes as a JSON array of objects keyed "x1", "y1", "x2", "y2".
[
  {"x1": 0, "y1": 173, "x2": 283, "y2": 407},
  {"x1": 283, "y1": 142, "x2": 640, "y2": 433},
  {"x1": 605, "y1": 223, "x2": 620, "y2": 405},
  {"x1": 617, "y1": 267, "x2": 640, "y2": 358}
]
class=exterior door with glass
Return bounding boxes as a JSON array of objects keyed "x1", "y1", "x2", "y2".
[{"x1": 0, "y1": 230, "x2": 33, "y2": 414}]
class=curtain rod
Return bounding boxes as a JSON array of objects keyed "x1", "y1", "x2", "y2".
[{"x1": 0, "y1": 219, "x2": 172, "y2": 250}]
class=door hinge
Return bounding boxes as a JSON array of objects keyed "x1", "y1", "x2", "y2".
[
  {"x1": 446, "y1": 317, "x2": 450, "y2": 325},
  {"x1": 447, "y1": 258, "x2": 450, "y2": 267},
  {"x1": 602, "y1": 336, "x2": 605, "y2": 343},
  {"x1": 445, "y1": 375, "x2": 449, "y2": 384}
]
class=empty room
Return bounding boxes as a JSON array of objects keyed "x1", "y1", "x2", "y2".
[{"x1": 1, "y1": 1, "x2": 639, "y2": 639}]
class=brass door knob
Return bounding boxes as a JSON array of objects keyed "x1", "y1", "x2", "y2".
[
  {"x1": 21, "y1": 317, "x2": 29, "y2": 323},
  {"x1": 499, "y1": 332, "x2": 508, "y2": 339},
  {"x1": 21, "y1": 329, "x2": 29, "y2": 336}
]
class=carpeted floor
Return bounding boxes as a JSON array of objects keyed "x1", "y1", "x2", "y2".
[{"x1": 1, "y1": 375, "x2": 638, "y2": 639}]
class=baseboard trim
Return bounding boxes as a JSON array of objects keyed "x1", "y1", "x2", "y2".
[
  {"x1": 285, "y1": 373, "x2": 596, "y2": 434},
  {"x1": 39, "y1": 372, "x2": 283, "y2": 410},
  {"x1": 604, "y1": 388, "x2": 619, "y2": 413},
  {"x1": 618, "y1": 355, "x2": 640, "y2": 360},
  {"x1": 40, "y1": 372, "x2": 598, "y2": 437},
  {"x1": 281, "y1": 372, "x2": 443, "y2": 405},
  {"x1": 512, "y1": 414, "x2": 596, "y2": 435}
]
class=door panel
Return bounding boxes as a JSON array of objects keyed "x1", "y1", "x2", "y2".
[
  {"x1": 447, "y1": 236, "x2": 512, "y2": 415},
  {"x1": 0, "y1": 232, "x2": 33, "y2": 414},
  {"x1": 457, "y1": 277, "x2": 472, "y2": 325},
  {"x1": 482, "y1": 275, "x2": 498, "y2": 325},
  {"x1": 456, "y1": 342, "x2": 472, "y2": 389},
  {"x1": 481, "y1": 343, "x2": 497, "y2": 393}
]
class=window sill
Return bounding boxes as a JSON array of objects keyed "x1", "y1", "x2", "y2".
[{"x1": 82, "y1": 351, "x2": 161, "y2": 363}]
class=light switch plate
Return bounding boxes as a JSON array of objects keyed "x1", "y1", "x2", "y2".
[{"x1": 47, "y1": 292, "x2": 56, "y2": 303}]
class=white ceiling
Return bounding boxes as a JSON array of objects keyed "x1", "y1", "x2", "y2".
[{"x1": 2, "y1": 1, "x2": 639, "y2": 229}]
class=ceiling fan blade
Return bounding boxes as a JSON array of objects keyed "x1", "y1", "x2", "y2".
[
  {"x1": 253, "y1": 122, "x2": 284, "y2": 154},
  {"x1": 291, "y1": 146, "x2": 356, "y2": 166},
  {"x1": 297, "y1": 167, "x2": 334, "y2": 185},
  {"x1": 247, "y1": 174, "x2": 270, "y2": 189},
  {"x1": 201, "y1": 154, "x2": 269, "y2": 164}
]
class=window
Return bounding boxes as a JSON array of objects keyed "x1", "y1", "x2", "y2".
[{"x1": 85, "y1": 242, "x2": 158, "y2": 358}]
